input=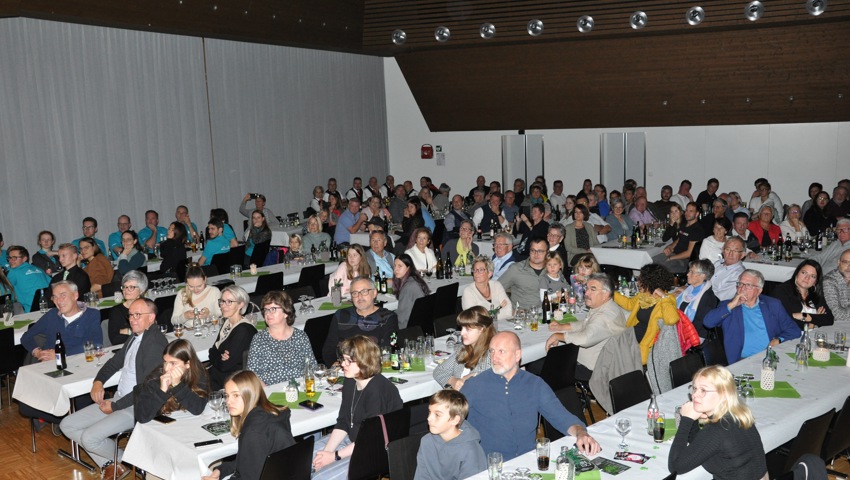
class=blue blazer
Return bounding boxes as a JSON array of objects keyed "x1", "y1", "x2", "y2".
[{"x1": 703, "y1": 295, "x2": 801, "y2": 364}]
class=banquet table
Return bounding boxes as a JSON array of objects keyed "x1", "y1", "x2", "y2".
[
  {"x1": 468, "y1": 324, "x2": 850, "y2": 479},
  {"x1": 269, "y1": 224, "x2": 302, "y2": 246},
  {"x1": 590, "y1": 240, "x2": 668, "y2": 270},
  {"x1": 742, "y1": 257, "x2": 800, "y2": 283}
]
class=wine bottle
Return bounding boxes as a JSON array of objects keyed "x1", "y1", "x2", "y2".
[
  {"x1": 542, "y1": 294, "x2": 551, "y2": 324},
  {"x1": 435, "y1": 253, "x2": 444, "y2": 280},
  {"x1": 55, "y1": 332, "x2": 67, "y2": 370}
]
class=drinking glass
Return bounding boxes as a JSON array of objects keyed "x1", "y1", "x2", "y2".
[
  {"x1": 740, "y1": 379, "x2": 755, "y2": 405},
  {"x1": 314, "y1": 363, "x2": 327, "y2": 387},
  {"x1": 653, "y1": 413, "x2": 666, "y2": 443},
  {"x1": 325, "y1": 366, "x2": 341, "y2": 395},
  {"x1": 487, "y1": 452, "x2": 503, "y2": 479},
  {"x1": 84, "y1": 341, "x2": 95, "y2": 363},
  {"x1": 615, "y1": 417, "x2": 631, "y2": 451},
  {"x1": 536, "y1": 438, "x2": 551, "y2": 471},
  {"x1": 445, "y1": 328, "x2": 457, "y2": 352},
  {"x1": 174, "y1": 324, "x2": 184, "y2": 338},
  {"x1": 209, "y1": 390, "x2": 224, "y2": 420},
  {"x1": 835, "y1": 331, "x2": 847, "y2": 352},
  {"x1": 94, "y1": 344, "x2": 105, "y2": 366},
  {"x1": 795, "y1": 343, "x2": 809, "y2": 371},
  {"x1": 424, "y1": 269, "x2": 433, "y2": 283},
  {"x1": 815, "y1": 332, "x2": 827, "y2": 349}
]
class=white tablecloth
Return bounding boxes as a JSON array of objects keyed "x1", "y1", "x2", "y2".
[
  {"x1": 590, "y1": 241, "x2": 668, "y2": 270},
  {"x1": 743, "y1": 258, "x2": 800, "y2": 283}
]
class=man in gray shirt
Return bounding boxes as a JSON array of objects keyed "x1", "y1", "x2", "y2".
[{"x1": 498, "y1": 237, "x2": 547, "y2": 308}]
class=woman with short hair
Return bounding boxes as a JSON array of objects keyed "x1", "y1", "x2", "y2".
[
  {"x1": 246, "y1": 290, "x2": 316, "y2": 385},
  {"x1": 108, "y1": 270, "x2": 149, "y2": 345},
  {"x1": 303, "y1": 214, "x2": 332, "y2": 253},
  {"x1": 461, "y1": 256, "x2": 512, "y2": 321},
  {"x1": 208, "y1": 285, "x2": 258, "y2": 390},
  {"x1": 674, "y1": 259, "x2": 718, "y2": 338}
]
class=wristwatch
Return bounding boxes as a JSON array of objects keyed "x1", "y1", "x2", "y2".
[{"x1": 334, "y1": 451, "x2": 341, "y2": 461}]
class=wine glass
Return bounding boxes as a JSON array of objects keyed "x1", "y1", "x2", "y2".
[
  {"x1": 174, "y1": 324, "x2": 184, "y2": 339},
  {"x1": 615, "y1": 418, "x2": 631, "y2": 451},
  {"x1": 94, "y1": 344, "x2": 105, "y2": 367},
  {"x1": 445, "y1": 328, "x2": 457, "y2": 352},
  {"x1": 325, "y1": 366, "x2": 341, "y2": 395},
  {"x1": 314, "y1": 363, "x2": 327, "y2": 387},
  {"x1": 424, "y1": 269, "x2": 433, "y2": 283},
  {"x1": 209, "y1": 390, "x2": 224, "y2": 420}
]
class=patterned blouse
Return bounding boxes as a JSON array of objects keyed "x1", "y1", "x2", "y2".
[{"x1": 246, "y1": 328, "x2": 317, "y2": 386}]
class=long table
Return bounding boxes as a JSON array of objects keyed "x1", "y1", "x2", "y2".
[{"x1": 468, "y1": 324, "x2": 850, "y2": 479}]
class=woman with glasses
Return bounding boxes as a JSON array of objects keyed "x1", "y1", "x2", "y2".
[
  {"x1": 208, "y1": 285, "x2": 258, "y2": 390},
  {"x1": 312, "y1": 335, "x2": 403, "y2": 479},
  {"x1": 78, "y1": 238, "x2": 114, "y2": 297},
  {"x1": 135, "y1": 339, "x2": 209, "y2": 423},
  {"x1": 116, "y1": 230, "x2": 147, "y2": 276},
  {"x1": 443, "y1": 219, "x2": 480, "y2": 268},
  {"x1": 674, "y1": 259, "x2": 718, "y2": 338},
  {"x1": 803, "y1": 191, "x2": 836, "y2": 237},
  {"x1": 108, "y1": 270, "x2": 149, "y2": 345},
  {"x1": 605, "y1": 199, "x2": 635, "y2": 242},
  {"x1": 392, "y1": 254, "x2": 430, "y2": 329},
  {"x1": 779, "y1": 203, "x2": 809, "y2": 242},
  {"x1": 328, "y1": 244, "x2": 371, "y2": 296},
  {"x1": 171, "y1": 265, "x2": 221, "y2": 328},
  {"x1": 775, "y1": 259, "x2": 834, "y2": 329},
  {"x1": 433, "y1": 306, "x2": 496, "y2": 391},
  {"x1": 462, "y1": 256, "x2": 512, "y2": 321},
  {"x1": 159, "y1": 221, "x2": 188, "y2": 279},
  {"x1": 668, "y1": 365, "x2": 768, "y2": 480},
  {"x1": 246, "y1": 290, "x2": 316, "y2": 386}
]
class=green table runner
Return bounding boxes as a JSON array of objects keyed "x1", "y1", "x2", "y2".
[
  {"x1": 319, "y1": 301, "x2": 352, "y2": 311},
  {"x1": 0, "y1": 319, "x2": 33, "y2": 330},
  {"x1": 554, "y1": 314, "x2": 578, "y2": 324},
  {"x1": 268, "y1": 391, "x2": 323, "y2": 409},
  {"x1": 785, "y1": 351, "x2": 846, "y2": 367},
  {"x1": 750, "y1": 380, "x2": 801, "y2": 398},
  {"x1": 239, "y1": 271, "x2": 271, "y2": 277}
]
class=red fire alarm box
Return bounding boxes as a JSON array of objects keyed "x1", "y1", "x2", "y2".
[{"x1": 421, "y1": 144, "x2": 434, "y2": 159}]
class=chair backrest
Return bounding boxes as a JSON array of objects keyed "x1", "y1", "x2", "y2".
[
  {"x1": 286, "y1": 285, "x2": 316, "y2": 300},
  {"x1": 348, "y1": 408, "x2": 411, "y2": 480},
  {"x1": 228, "y1": 245, "x2": 246, "y2": 268},
  {"x1": 254, "y1": 272, "x2": 284, "y2": 296},
  {"x1": 823, "y1": 395, "x2": 850, "y2": 462},
  {"x1": 609, "y1": 370, "x2": 653, "y2": 414},
  {"x1": 100, "y1": 320, "x2": 112, "y2": 348},
  {"x1": 433, "y1": 313, "x2": 457, "y2": 338},
  {"x1": 304, "y1": 313, "x2": 334, "y2": 365},
  {"x1": 541, "y1": 387, "x2": 585, "y2": 441},
  {"x1": 782, "y1": 409, "x2": 835, "y2": 475},
  {"x1": 701, "y1": 327, "x2": 728, "y2": 366},
  {"x1": 297, "y1": 264, "x2": 327, "y2": 297},
  {"x1": 0, "y1": 328, "x2": 16, "y2": 375},
  {"x1": 398, "y1": 326, "x2": 424, "y2": 345},
  {"x1": 249, "y1": 241, "x2": 272, "y2": 268},
  {"x1": 432, "y1": 282, "x2": 459, "y2": 318},
  {"x1": 669, "y1": 352, "x2": 706, "y2": 389},
  {"x1": 258, "y1": 436, "x2": 314, "y2": 480},
  {"x1": 406, "y1": 294, "x2": 436, "y2": 336},
  {"x1": 210, "y1": 252, "x2": 231, "y2": 278},
  {"x1": 153, "y1": 295, "x2": 176, "y2": 332},
  {"x1": 200, "y1": 264, "x2": 219, "y2": 278},
  {"x1": 30, "y1": 289, "x2": 46, "y2": 314},
  {"x1": 387, "y1": 432, "x2": 426, "y2": 480},
  {"x1": 539, "y1": 343, "x2": 580, "y2": 392}
]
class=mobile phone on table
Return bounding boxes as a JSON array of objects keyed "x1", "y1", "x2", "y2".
[
  {"x1": 153, "y1": 414, "x2": 176, "y2": 424},
  {"x1": 299, "y1": 400, "x2": 324, "y2": 410},
  {"x1": 389, "y1": 377, "x2": 408, "y2": 384}
]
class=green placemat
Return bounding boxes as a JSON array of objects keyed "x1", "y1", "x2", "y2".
[
  {"x1": 750, "y1": 380, "x2": 801, "y2": 398},
  {"x1": 785, "y1": 351, "x2": 846, "y2": 367},
  {"x1": 382, "y1": 362, "x2": 427, "y2": 374},
  {"x1": 554, "y1": 313, "x2": 578, "y2": 324},
  {"x1": 268, "y1": 391, "x2": 323, "y2": 409},
  {"x1": 538, "y1": 469, "x2": 602, "y2": 480},
  {"x1": 239, "y1": 271, "x2": 271, "y2": 277},
  {"x1": 98, "y1": 300, "x2": 119, "y2": 307},
  {"x1": 662, "y1": 418, "x2": 677, "y2": 441},
  {"x1": 0, "y1": 319, "x2": 33, "y2": 330},
  {"x1": 255, "y1": 321, "x2": 267, "y2": 330},
  {"x1": 319, "y1": 301, "x2": 352, "y2": 311}
]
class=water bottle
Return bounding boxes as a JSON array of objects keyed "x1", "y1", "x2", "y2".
[
  {"x1": 555, "y1": 445, "x2": 575, "y2": 480},
  {"x1": 646, "y1": 394, "x2": 659, "y2": 434}
]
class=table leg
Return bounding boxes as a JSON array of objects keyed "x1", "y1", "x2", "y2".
[{"x1": 56, "y1": 396, "x2": 97, "y2": 472}]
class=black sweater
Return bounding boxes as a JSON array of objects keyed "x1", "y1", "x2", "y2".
[
  {"x1": 775, "y1": 280, "x2": 835, "y2": 329},
  {"x1": 668, "y1": 415, "x2": 767, "y2": 480},
  {"x1": 208, "y1": 322, "x2": 258, "y2": 390},
  {"x1": 133, "y1": 375, "x2": 209, "y2": 423},
  {"x1": 218, "y1": 407, "x2": 295, "y2": 480},
  {"x1": 335, "y1": 375, "x2": 403, "y2": 441}
]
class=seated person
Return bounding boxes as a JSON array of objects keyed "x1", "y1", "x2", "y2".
[
  {"x1": 570, "y1": 253, "x2": 601, "y2": 289},
  {"x1": 203, "y1": 370, "x2": 295, "y2": 480},
  {"x1": 246, "y1": 291, "x2": 315, "y2": 386},
  {"x1": 404, "y1": 228, "x2": 437, "y2": 274},
  {"x1": 392, "y1": 254, "x2": 430, "y2": 329},
  {"x1": 302, "y1": 214, "x2": 333, "y2": 253},
  {"x1": 775, "y1": 259, "x2": 834, "y2": 329},
  {"x1": 209, "y1": 285, "x2": 258, "y2": 390},
  {"x1": 171, "y1": 265, "x2": 221, "y2": 327},
  {"x1": 6, "y1": 245, "x2": 51, "y2": 312},
  {"x1": 461, "y1": 256, "x2": 512, "y2": 321},
  {"x1": 699, "y1": 217, "x2": 732, "y2": 262},
  {"x1": 564, "y1": 205, "x2": 599, "y2": 266},
  {"x1": 32, "y1": 230, "x2": 60, "y2": 274},
  {"x1": 138, "y1": 210, "x2": 168, "y2": 255},
  {"x1": 159, "y1": 222, "x2": 188, "y2": 278},
  {"x1": 60, "y1": 298, "x2": 168, "y2": 479},
  {"x1": 365, "y1": 230, "x2": 394, "y2": 280},
  {"x1": 321, "y1": 277, "x2": 398, "y2": 364},
  {"x1": 116, "y1": 230, "x2": 147, "y2": 276},
  {"x1": 443, "y1": 220, "x2": 480, "y2": 269},
  {"x1": 328, "y1": 244, "x2": 371, "y2": 296},
  {"x1": 78, "y1": 239, "x2": 114, "y2": 298},
  {"x1": 433, "y1": 306, "x2": 495, "y2": 390},
  {"x1": 199, "y1": 219, "x2": 231, "y2": 266},
  {"x1": 674, "y1": 259, "x2": 719, "y2": 337},
  {"x1": 49, "y1": 243, "x2": 92, "y2": 297},
  {"x1": 209, "y1": 208, "x2": 239, "y2": 248},
  {"x1": 21, "y1": 281, "x2": 102, "y2": 361},
  {"x1": 134, "y1": 339, "x2": 209, "y2": 423},
  {"x1": 243, "y1": 210, "x2": 272, "y2": 262},
  {"x1": 414, "y1": 390, "x2": 487, "y2": 480},
  {"x1": 108, "y1": 271, "x2": 149, "y2": 345},
  {"x1": 539, "y1": 252, "x2": 569, "y2": 293},
  {"x1": 72, "y1": 217, "x2": 108, "y2": 258},
  {"x1": 823, "y1": 248, "x2": 850, "y2": 323}
]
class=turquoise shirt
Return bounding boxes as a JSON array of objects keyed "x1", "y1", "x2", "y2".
[
  {"x1": 740, "y1": 300, "x2": 769, "y2": 359},
  {"x1": 138, "y1": 226, "x2": 168, "y2": 253},
  {"x1": 108, "y1": 231, "x2": 123, "y2": 259},
  {"x1": 202, "y1": 235, "x2": 231, "y2": 265},
  {"x1": 7, "y1": 263, "x2": 51, "y2": 312}
]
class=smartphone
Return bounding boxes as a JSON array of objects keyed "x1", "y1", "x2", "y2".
[
  {"x1": 299, "y1": 400, "x2": 324, "y2": 410},
  {"x1": 389, "y1": 377, "x2": 408, "y2": 385},
  {"x1": 153, "y1": 414, "x2": 176, "y2": 424},
  {"x1": 249, "y1": 193, "x2": 259, "y2": 200}
]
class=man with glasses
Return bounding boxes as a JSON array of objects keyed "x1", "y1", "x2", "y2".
[
  {"x1": 322, "y1": 277, "x2": 398, "y2": 365},
  {"x1": 464, "y1": 331, "x2": 600, "y2": 460},
  {"x1": 546, "y1": 224, "x2": 569, "y2": 269},
  {"x1": 61, "y1": 297, "x2": 167, "y2": 479},
  {"x1": 72, "y1": 217, "x2": 107, "y2": 257},
  {"x1": 823, "y1": 248, "x2": 850, "y2": 323},
  {"x1": 365, "y1": 230, "x2": 394, "y2": 279},
  {"x1": 108, "y1": 215, "x2": 132, "y2": 260},
  {"x1": 811, "y1": 218, "x2": 850, "y2": 274},
  {"x1": 6, "y1": 245, "x2": 51, "y2": 312},
  {"x1": 704, "y1": 269, "x2": 799, "y2": 364},
  {"x1": 49, "y1": 243, "x2": 91, "y2": 297},
  {"x1": 710, "y1": 237, "x2": 746, "y2": 301},
  {"x1": 21, "y1": 281, "x2": 101, "y2": 362},
  {"x1": 499, "y1": 238, "x2": 548, "y2": 308},
  {"x1": 491, "y1": 232, "x2": 516, "y2": 281}
]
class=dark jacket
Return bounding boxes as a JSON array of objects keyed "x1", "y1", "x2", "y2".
[
  {"x1": 49, "y1": 266, "x2": 92, "y2": 297},
  {"x1": 217, "y1": 407, "x2": 295, "y2": 480},
  {"x1": 322, "y1": 307, "x2": 398, "y2": 365},
  {"x1": 774, "y1": 280, "x2": 834, "y2": 329},
  {"x1": 95, "y1": 327, "x2": 169, "y2": 411},
  {"x1": 134, "y1": 373, "x2": 209, "y2": 423},
  {"x1": 208, "y1": 322, "x2": 258, "y2": 390}
]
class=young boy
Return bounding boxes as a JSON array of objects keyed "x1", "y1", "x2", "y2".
[{"x1": 414, "y1": 389, "x2": 487, "y2": 480}]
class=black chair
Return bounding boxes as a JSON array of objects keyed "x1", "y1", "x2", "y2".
[
  {"x1": 0, "y1": 328, "x2": 15, "y2": 407},
  {"x1": 304, "y1": 313, "x2": 334, "y2": 365},
  {"x1": 822, "y1": 395, "x2": 850, "y2": 478},
  {"x1": 248, "y1": 241, "x2": 272, "y2": 268},
  {"x1": 387, "y1": 432, "x2": 426, "y2": 480},
  {"x1": 432, "y1": 282, "x2": 459, "y2": 318},
  {"x1": 259, "y1": 436, "x2": 314, "y2": 480},
  {"x1": 767, "y1": 409, "x2": 835, "y2": 479},
  {"x1": 541, "y1": 387, "x2": 585, "y2": 441},
  {"x1": 433, "y1": 314, "x2": 457, "y2": 338},
  {"x1": 609, "y1": 370, "x2": 652, "y2": 414},
  {"x1": 285, "y1": 285, "x2": 316, "y2": 300},
  {"x1": 701, "y1": 327, "x2": 728, "y2": 367},
  {"x1": 539, "y1": 343, "x2": 580, "y2": 392},
  {"x1": 398, "y1": 326, "x2": 424, "y2": 345},
  {"x1": 153, "y1": 295, "x2": 176, "y2": 333},
  {"x1": 210, "y1": 252, "x2": 231, "y2": 278},
  {"x1": 250, "y1": 272, "x2": 284, "y2": 305},
  {"x1": 348, "y1": 408, "x2": 411, "y2": 480},
  {"x1": 228, "y1": 245, "x2": 246, "y2": 268},
  {"x1": 406, "y1": 294, "x2": 436, "y2": 336},
  {"x1": 30, "y1": 288, "x2": 47, "y2": 314},
  {"x1": 669, "y1": 352, "x2": 705, "y2": 389},
  {"x1": 296, "y1": 264, "x2": 327, "y2": 298},
  {"x1": 200, "y1": 264, "x2": 219, "y2": 278}
]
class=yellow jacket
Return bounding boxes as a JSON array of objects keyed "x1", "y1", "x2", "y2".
[{"x1": 613, "y1": 292, "x2": 679, "y2": 365}]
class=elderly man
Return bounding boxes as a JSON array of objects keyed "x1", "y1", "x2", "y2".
[
  {"x1": 322, "y1": 277, "x2": 398, "y2": 364},
  {"x1": 22, "y1": 280, "x2": 102, "y2": 360},
  {"x1": 629, "y1": 196, "x2": 658, "y2": 226},
  {"x1": 138, "y1": 210, "x2": 168, "y2": 254},
  {"x1": 463, "y1": 331, "x2": 600, "y2": 460},
  {"x1": 346, "y1": 177, "x2": 364, "y2": 203},
  {"x1": 239, "y1": 192, "x2": 276, "y2": 220},
  {"x1": 700, "y1": 197, "x2": 728, "y2": 234},
  {"x1": 546, "y1": 224, "x2": 569, "y2": 268},
  {"x1": 49, "y1": 243, "x2": 92, "y2": 296},
  {"x1": 491, "y1": 232, "x2": 517, "y2": 280},
  {"x1": 6, "y1": 246, "x2": 51, "y2": 313},
  {"x1": 696, "y1": 178, "x2": 720, "y2": 209},
  {"x1": 654, "y1": 185, "x2": 678, "y2": 220},
  {"x1": 108, "y1": 215, "x2": 132, "y2": 260},
  {"x1": 60, "y1": 298, "x2": 167, "y2": 478},
  {"x1": 444, "y1": 194, "x2": 472, "y2": 240},
  {"x1": 72, "y1": 217, "x2": 108, "y2": 256},
  {"x1": 469, "y1": 188, "x2": 487, "y2": 214},
  {"x1": 379, "y1": 175, "x2": 395, "y2": 199},
  {"x1": 823, "y1": 248, "x2": 850, "y2": 323},
  {"x1": 499, "y1": 238, "x2": 547, "y2": 307},
  {"x1": 467, "y1": 175, "x2": 486, "y2": 202},
  {"x1": 403, "y1": 180, "x2": 418, "y2": 198},
  {"x1": 545, "y1": 273, "x2": 627, "y2": 377},
  {"x1": 826, "y1": 186, "x2": 850, "y2": 221},
  {"x1": 502, "y1": 190, "x2": 520, "y2": 223},
  {"x1": 365, "y1": 231, "x2": 395, "y2": 279},
  {"x1": 704, "y1": 269, "x2": 800, "y2": 363},
  {"x1": 811, "y1": 218, "x2": 850, "y2": 273},
  {"x1": 364, "y1": 176, "x2": 382, "y2": 202},
  {"x1": 388, "y1": 184, "x2": 408, "y2": 223},
  {"x1": 175, "y1": 205, "x2": 201, "y2": 243},
  {"x1": 430, "y1": 185, "x2": 449, "y2": 212},
  {"x1": 710, "y1": 237, "x2": 747, "y2": 301},
  {"x1": 334, "y1": 197, "x2": 367, "y2": 245},
  {"x1": 472, "y1": 191, "x2": 507, "y2": 234},
  {"x1": 655, "y1": 202, "x2": 705, "y2": 273}
]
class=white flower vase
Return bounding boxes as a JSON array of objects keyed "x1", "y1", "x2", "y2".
[{"x1": 760, "y1": 367, "x2": 775, "y2": 391}]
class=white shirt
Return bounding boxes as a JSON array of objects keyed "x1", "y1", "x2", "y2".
[
  {"x1": 710, "y1": 260, "x2": 745, "y2": 301},
  {"x1": 670, "y1": 193, "x2": 692, "y2": 209}
]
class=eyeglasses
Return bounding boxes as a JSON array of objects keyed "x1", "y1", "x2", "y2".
[
  {"x1": 128, "y1": 312, "x2": 154, "y2": 320},
  {"x1": 7, "y1": 255, "x2": 24, "y2": 260},
  {"x1": 350, "y1": 288, "x2": 375, "y2": 298},
  {"x1": 736, "y1": 282, "x2": 760, "y2": 290},
  {"x1": 339, "y1": 356, "x2": 354, "y2": 366},
  {"x1": 82, "y1": 225, "x2": 96, "y2": 230},
  {"x1": 472, "y1": 268, "x2": 488, "y2": 274},
  {"x1": 688, "y1": 385, "x2": 717, "y2": 397},
  {"x1": 121, "y1": 285, "x2": 139, "y2": 291},
  {"x1": 262, "y1": 307, "x2": 282, "y2": 316},
  {"x1": 837, "y1": 228, "x2": 850, "y2": 234},
  {"x1": 529, "y1": 249, "x2": 547, "y2": 255},
  {"x1": 218, "y1": 299, "x2": 239, "y2": 306}
]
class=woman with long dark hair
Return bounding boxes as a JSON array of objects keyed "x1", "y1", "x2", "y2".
[
  {"x1": 135, "y1": 339, "x2": 210, "y2": 423},
  {"x1": 804, "y1": 191, "x2": 837, "y2": 237},
  {"x1": 400, "y1": 197, "x2": 426, "y2": 249},
  {"x1": 159, "y1": 221, "x2": 188, "y2": 278},
  {"x1": 614, "y1": 263, "x2": 679, "y2": 365},
  {"x1": 433, "y1": 306, "x2": 496, "y2": 391},
  {"x1": 116, "y1": 230, "x2": 147, "y2": 275},
  {"x1": 392, "y1": 254, "x2": 430, "y2": 329},
  {"x1": 775, "y1": 259, "x2": 834, "y2": 329},
  {"x1": 243, "y1": 210, "x2": 272, "y2": 266}
]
